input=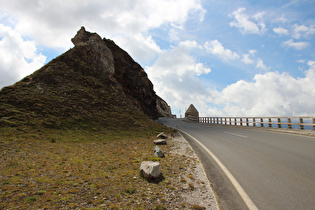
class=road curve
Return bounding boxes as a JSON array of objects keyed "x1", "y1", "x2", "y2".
[{"x1": 159, "y1": 118, "x2": 315, "y2": 210}]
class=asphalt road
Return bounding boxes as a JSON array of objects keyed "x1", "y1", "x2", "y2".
[{"x1": 159, "y1": 118, "x2": 315, "y2": 210}]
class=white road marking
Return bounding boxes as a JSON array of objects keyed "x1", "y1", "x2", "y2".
[
  {"x1": 180, "y1": 130, "x2": 258, "y2": 210},
  {"x1": 224, "y1": 131, "x2": 248, "y2": 139}
]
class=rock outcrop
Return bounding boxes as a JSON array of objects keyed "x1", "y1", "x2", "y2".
[
  {"x1": 156, "y1": 96, "x2": 172, "y2": 117},
  {"x1": 72, "y1": 27, "x2": 161, "y2": 119},
  {"x1": 185, "y1": 104, "x2": 199, "y2": 118},
  {"x1": 0, "y1": 27, "x2": 171, "y2": 129}
]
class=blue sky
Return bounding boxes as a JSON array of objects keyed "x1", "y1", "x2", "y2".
[{"x1": 1, "y1": 0, "x2": 315, "y2": 117}]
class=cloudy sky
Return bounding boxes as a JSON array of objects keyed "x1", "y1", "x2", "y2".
[{"x1": 1, "y1": 0, "x2": 315, "y2": 117}]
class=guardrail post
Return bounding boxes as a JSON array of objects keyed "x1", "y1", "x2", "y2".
[
  {"x1": 278, "y1": 118, "x2": 281, "y2": 128},
  {"x1": 269, "y1": 118, "x2": 272, "y2": 128},
  {"x1": 288, "y1": 118, "x2": 292, "y2": 129},
  {"x1": 300, "y1": 118, "x2": 304, "y2": 129}
]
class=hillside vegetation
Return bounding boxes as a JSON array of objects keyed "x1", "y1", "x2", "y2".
[{"x1": 0, "y1": 27, "x2": 192, "y2": 209}]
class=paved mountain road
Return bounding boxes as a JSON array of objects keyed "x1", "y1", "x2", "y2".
[{"x1": 158, "y1": 118, "x2": 315, "y2": 210}]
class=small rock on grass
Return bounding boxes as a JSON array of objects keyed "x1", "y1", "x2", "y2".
[
  {"x1": 140, "y1": 161, "x2": 161, "y2": 179},
  {"x1": 154, "y1": 139, "x2": 167, "y2": 145},
  {"x1": 157, "y1": 132, "x2": 168, "y2": 139},
  {"x1": 154, "y1": 146, "x2": 165, "y2": 158}
]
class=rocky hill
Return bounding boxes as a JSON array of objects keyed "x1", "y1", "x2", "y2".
[{"x1": 0, "y1": 27, "x2": 172, "y2": 131}]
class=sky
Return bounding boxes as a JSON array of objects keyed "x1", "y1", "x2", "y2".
[{"x1": 1, "y1": 0, "x2": 315, "y2": 117}]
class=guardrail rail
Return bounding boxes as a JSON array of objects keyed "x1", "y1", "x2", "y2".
[{"x1": 187, "y1": 116, "x2": 315, "y2": 131}]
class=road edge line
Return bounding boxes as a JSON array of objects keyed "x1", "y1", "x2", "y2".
[{"x1": 179, "y1": 129, "x2": 259, "y2": 210}]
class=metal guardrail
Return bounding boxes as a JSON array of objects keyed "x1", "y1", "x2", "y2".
[{"x1": 187, "y1": 116, "x2": 315, "y2": 131}]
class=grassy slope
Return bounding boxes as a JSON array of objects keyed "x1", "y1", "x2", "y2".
[{"x1": 0, "y1": 41, "x2": 194, "y2": 209}]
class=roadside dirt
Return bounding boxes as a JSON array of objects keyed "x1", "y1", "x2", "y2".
[{"x1": 168, "y1": 133, "x2": 219, "y2": 210}]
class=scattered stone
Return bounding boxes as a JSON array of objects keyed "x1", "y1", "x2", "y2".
[
  {"x1": 154, "y1": 139, "x2": 167, "y2": 145},
  {"x1": 157, "y1": 132, "x2": 168, "y2": 139},
  {"x1": 154, "y1": 146, "x2": 165, "y2": 158},
  {"x1": 140, "y1": 161, "x2": 161, "y2": 179}
]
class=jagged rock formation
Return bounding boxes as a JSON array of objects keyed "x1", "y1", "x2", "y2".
[
  {"x1": 0, "y1": 27, "x2": 171, "y2": 129},
  {"x1": 185, "y1": 104, "x2": 199, "y2": 118},
  {"x1": 156, "y1": 96, "x2": 172, "y2": 117},
  {"x1": 72, "y1": 27, "x2": 160, "y2": 119}
]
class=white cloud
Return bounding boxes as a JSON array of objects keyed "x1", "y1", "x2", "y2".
[
  {"x1": 256, "y1": 58, "x2": 270, "y2": 71},
  {"x1": 207, "y1": 61, "x2": 315, "y2": 116},
  {"x1": 229, "y1": 7, "x2": 267, "y2": 35},
  {"x1": 249, "y1": 49, "x2": 257, "y2": 55},
  {"x1": 0, "y1": 0, "x2": 205, "y2": 86},
  {"x1": 146, "y1": 40, "x2": 211, "y2": 116},
  {"x1": 282, "y1": 39, "x2": 310, "y2": 50},
  {"x1": 204, "y1": 40, "x2": 239, "y2": 60},
  {"x1": 113, "y1": 33, "x2": 162, "y2": 65},
  {"x1": 273, "y1": 16, "x2": 289, "y2": 23},
  {"x1": 242, "y1": 50, "x2": 269, "y2": 70},
  {"x1": 147, "y1": 41, "x2": 315, "y2": 117},
  {"x1": 0, "y1": 24, "x2": 46, "y2": 88},
  {"x1": 273, "y1": 27, "x2": 289, "y2": 35},
  {"x1": 242, "y1": 54, "x2": 255, "y2": 64},
  {"x1": 292, "y1": 24, "x2": 315, "y2": 39},
  {"x1": 242, "y1": 50, "x2": 256, "y2": 64},
  {"x1": 297, "y1": 59, "x2": 306, "y2": 63},
  {"x1": 1, "y1": 0, "x2": 205, "y2": 49}
]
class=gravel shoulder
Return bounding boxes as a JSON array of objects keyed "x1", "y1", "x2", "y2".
[{"x1": 168, "y1": 133, "x2": 219, "y2": 210}]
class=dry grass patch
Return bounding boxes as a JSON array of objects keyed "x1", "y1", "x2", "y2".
[{"x1": 0, "y1": 127, "x2": 211, "y2": 209}]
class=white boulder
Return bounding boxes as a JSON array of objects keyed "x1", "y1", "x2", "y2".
[{"x1": 140, "y1": 161, "x2": 161, "y2": 179}]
